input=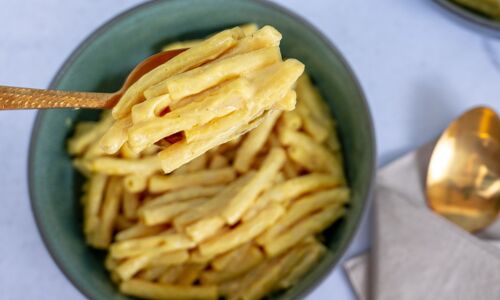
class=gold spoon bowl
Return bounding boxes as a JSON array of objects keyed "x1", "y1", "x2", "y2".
[{"x1": 427, "y1": 106, "x2": 500, "y2": 232}]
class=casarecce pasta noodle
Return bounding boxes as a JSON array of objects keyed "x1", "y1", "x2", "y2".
[
  {"x1": 100, "y1": 24, "x2": 303, "y2": 174},
  {"x1": 67, "y1": 24, "x2": 350, "y2": 300}
]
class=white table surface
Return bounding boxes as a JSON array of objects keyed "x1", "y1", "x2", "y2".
[{"x1": 1, "y1": 0, "x2": 500, "y2": 299}]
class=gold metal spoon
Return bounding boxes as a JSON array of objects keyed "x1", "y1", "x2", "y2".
[
  {"x1": 0, "y1": 49, "x2": 184, "y2": 110},
  {"x1": 427, "y1": 106, "x2": 500, "y2": 232}
]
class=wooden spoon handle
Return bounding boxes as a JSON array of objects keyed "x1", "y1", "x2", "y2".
[{"x1": 0, "y1": 85, "x2": 115, "y2": 110}]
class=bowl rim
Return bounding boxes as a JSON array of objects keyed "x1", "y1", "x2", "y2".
[
  {"x1": 28, "y1": 0, "x2": 376, "y2": 299},
  {"x1": 433, "y1": 0, "x2": 500, "y2": 38}
]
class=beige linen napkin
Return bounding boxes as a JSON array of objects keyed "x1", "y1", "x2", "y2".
[{"x1": 344, "y1": 144, "x2": 500, "y2": 300}]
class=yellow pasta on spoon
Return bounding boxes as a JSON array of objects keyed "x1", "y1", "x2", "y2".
[{"x1": 100, "y1": 25, "x2": 304, "y2": 173}]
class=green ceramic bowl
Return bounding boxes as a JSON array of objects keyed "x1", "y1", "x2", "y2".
[
  {"x1": 29, "y1": 0, "x2": 375, "y2": 299},
  {"x1": 434, "y1": 0, "x2": 500, "y2": 38}
]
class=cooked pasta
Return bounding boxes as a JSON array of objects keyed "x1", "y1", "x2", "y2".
[{"x1": 67, "y1": 24, "x2": 349, "y2": 300}]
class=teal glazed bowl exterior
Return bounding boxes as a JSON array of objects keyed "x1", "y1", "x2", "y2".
[
  {"x1": 28, "y1": 0, "x2": 376, "y2": 299},
  {"x1": 434, "y1": 0, "x2": 500, "y2": 38}
]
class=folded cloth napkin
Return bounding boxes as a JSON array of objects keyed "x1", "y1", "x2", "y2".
[{"x1": 344, "y1": 143, "x2": 500, "y2": 300}]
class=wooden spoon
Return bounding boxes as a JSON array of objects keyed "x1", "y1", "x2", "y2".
[{"x1": 0, "y1": 49, "x2": 184, "y2": 110}]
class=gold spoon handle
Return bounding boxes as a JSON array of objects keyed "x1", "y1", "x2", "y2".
[{"x1": 0, "y1": 85, "x2": 114, "y2": 110}]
